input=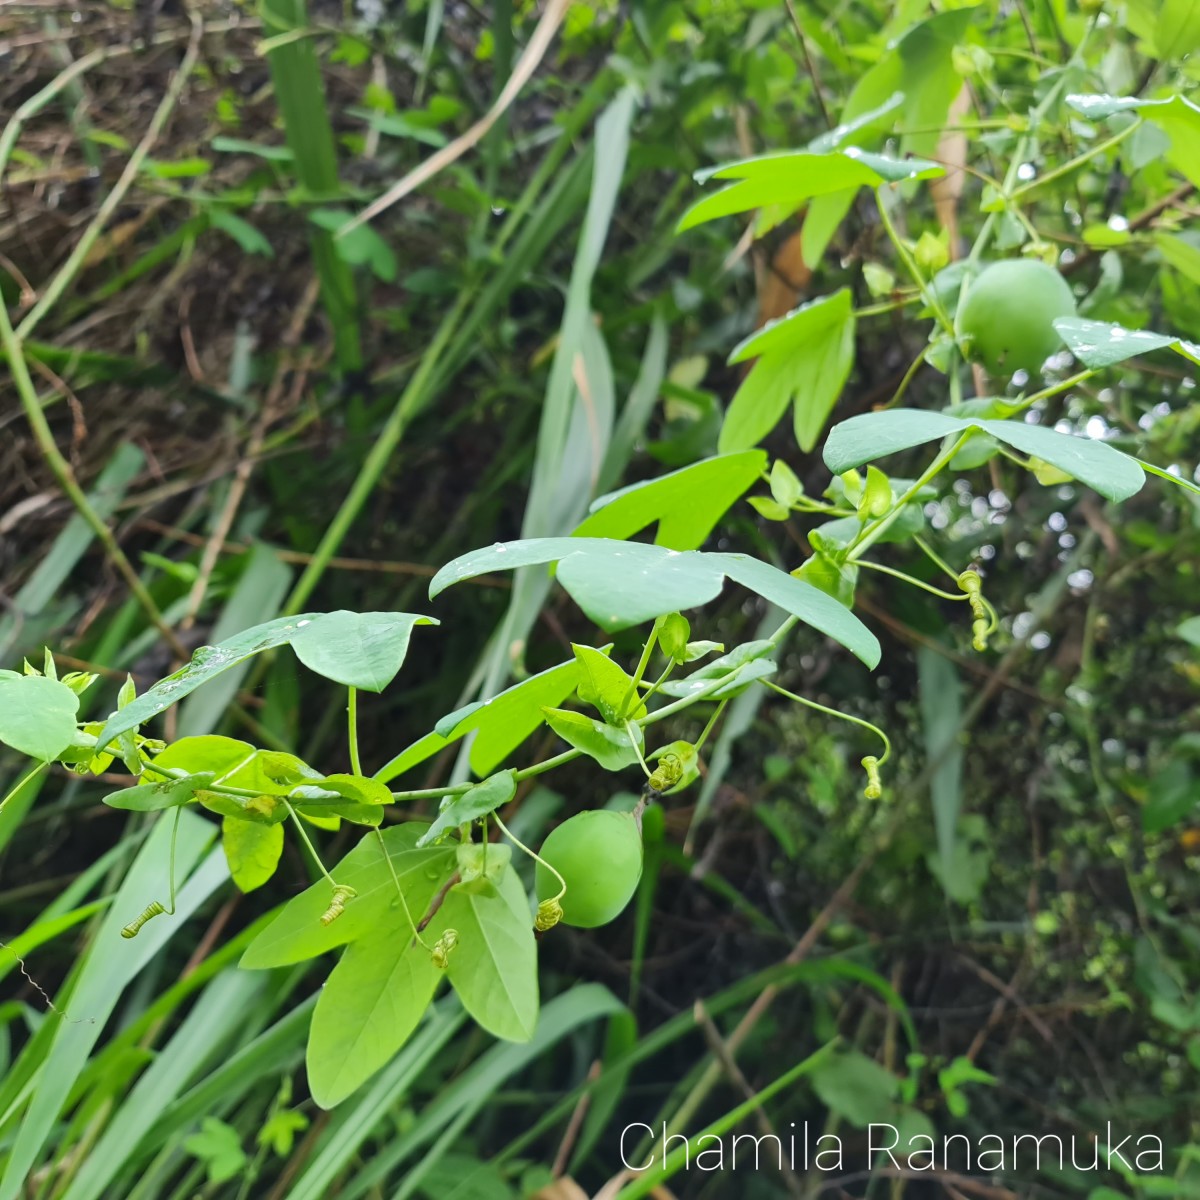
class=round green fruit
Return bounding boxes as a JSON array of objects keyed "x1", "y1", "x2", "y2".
[
  {"x1": 535, "y1": 810, "x2": 643, "y2": 929},
  {"x1": 956, "y1": 259, "x2": 1076, "y2": 378}
]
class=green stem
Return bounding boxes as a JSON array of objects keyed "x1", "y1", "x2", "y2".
[
  {"x1": 875, "y1": 193, "x2": 954, "y2": 334},
  {"x1": 0, "y1": 760, "x2": 49, "y2": 818},
  {"x1": 693, "y1": 700, "x2": 727, "y2": 752},
  {"x1": 847, "y1": 433, "x2": 973, "y2": 562},
  {"x1": 1009, "y1": 120, "x2": 1140, "y2": 201},
  {"x1": 765, "y1": 681, "x2": 891, "y2": 765},
  {"x1": 284, "y1": 801, "x2": 336, "y2": 887},
  {"x1": 347, "y1": 686, "x2": 362, "y2": 776},
  {"x1": 619, "y1": 622, "x2": 660, "y2": 718},
  {"x1": 856, "y1": 559, "x2": 971, "y2": 601}
]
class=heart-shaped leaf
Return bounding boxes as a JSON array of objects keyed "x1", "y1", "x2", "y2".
[{"x1": 290, "y1": 610, "x2": 438, "y2": 692}]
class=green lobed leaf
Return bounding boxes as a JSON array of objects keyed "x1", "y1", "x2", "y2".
[
  {"x1": 677, "y1": 148, "x2": 943, "y2": 232},
  {"x1": 222, "y1": 817, "x2": 284, "y2": 892},
  {"x1": 541, "y1": 708, "x2": 643, "y2": 770},
  {"x1": 660, "y1": 641, "x2": 778, "y2": 700},
  {"x1": 441, "y1": 863, "x2": 539, "y2": 1043},
  {"x1": 289, "y1": 610, "x2": 438, "y2": 693},
  {"x1": 430, "y1": 539, "x2": 880, "y2": 666},
  {"x1": 415, "y1": 771, "x2": 517, "y2": 847},
  {"x1": 573, "y1": 451, "x2": 767, "y2": 550},
  {"x1": 823, "y1": 409, "x2": 1146, "y2": 502},
  {"x1": 0, "y1": 674, "x2": 80, "y2": 761},
  {"x1": 103, "y1": 772, "x2": 215, "y2": 812},
  {"x1": 239, "y1": 825, "x2": 456, "y2": 968}
]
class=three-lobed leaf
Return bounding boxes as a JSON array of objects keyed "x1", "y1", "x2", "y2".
[{"x1": 430, "y1": 538, "x2": 880, "y2": 668}]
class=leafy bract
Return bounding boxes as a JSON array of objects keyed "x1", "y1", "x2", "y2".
[
  {"x1": 0, "y1": 675, "x2": 80, "y2": 761},
  {"x1": 573, "y1": 452, "x2": 766, "y2": 550},
  {"x1": 542, "y1": 708, "x2": 643, "y2": 770},
  {"x1": 375, "y1": 658, "x2": 581, "y2": 783},
  {"x1": 660, "y1": 640, "x2": 778, "y2": 699},
  {"x1": 415, "y1": 771, "x2": 517, "y2": 847},
  {"x1": 430, "y1": 538, "x2": 880, "y2": 667},
  {"x1": 240, "y1": 825, "x2": 455, "y2": 968},
  {"x1": 222, "y1": 817, "x2": 284, "y2": 892},
  {"x1": 573, "y1": 644, "x2": 646, "y2": 723},
  {"x1": 1054, "y1": 316, "x2": 1200, "y2": 369},
  {"x1": 720, "y1": 291, "x2": 855, "y2": 453},
  {"x1": 103, "y1": 772, "x2": 215, "y2": 812},
  {"x1": 823, "y1": 409, "x2": 1145, "y2": 502},
  {"x1": 97, "y1": 611, "x2": 436, "y2": 748},
  {"x1": 678, "y1": 147, "x2": 943, "y2": 234}
]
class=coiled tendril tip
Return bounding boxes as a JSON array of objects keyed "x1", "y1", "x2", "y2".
[
  {"x1": 320, "y1": 884, "x2": 357, "y2": 926},
  {"x1": 431, "y1": 928, "x2": 459, "y2": 969},
  {"x1": 535, "y1": 898, "x2": 563, "y2": 932},
  {"x1": 862, "y1": 755, "x2": 883, "y2": 800}
]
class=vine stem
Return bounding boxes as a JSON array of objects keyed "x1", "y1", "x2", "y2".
[
  {"x1": 847, "y1": 432, "x2": 973, "y2": 562},
  {"x1": 0, "y1": 760, "x2": 49, "y2": 818},
  {"x1": 284, "y1": 802, "x2": 336, "y2": 887},
  {"x1": 764, "y1": 681, "x2": 892, "y2": 765},
  {"x1": 347, "y1": 687, "x2": 362, "y2": 776}
]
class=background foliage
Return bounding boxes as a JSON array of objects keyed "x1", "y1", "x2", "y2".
[{"x1": 2, "y1": 0, "x2": 1200, "y2": 1197}]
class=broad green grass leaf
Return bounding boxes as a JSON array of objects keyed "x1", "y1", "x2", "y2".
[
  {"x1": 290, "y1": 610, "x2": 438, "y2": 692},
  {"x1": 542, "y1": 708, "x2": 643, "y2": 770},
  {"x1": 1156, "y1": 232, "x2": 1200, "y2": 285},
  {"x1": 0, "y1": 674, "x2": 79, "y2": 760},
  {"x1": 918, "y1": 645, "x2": 964, "y2": 898},
  {"x1": 574, "y1": 451, "x2": 766, "y2": 550},
  {"x1": 306, "y1": 929, "x2": 441, "y2": 1108},
  {"x1": 1055, "y1": 315, "x2": 1200, "y2": 368},
  {"x1": 222, "y1": 817, "x2": 284, "y2": 891},
  {"x1": 60, "y1": 970, "x2": 265, "y2": 1200},
  {"x1": 0, "y1": 811, "x2": 225, "y2": 1200},
  {"x1": 440, "y1": 865, "x2": 538, "y2": 1043},
  {"x1": 432, "y1": 539, "x2": 881, "y2": 665},
  {"x1": 415, "y1": 771, "x2": 517, "y2": 847},
  {"x1": 103, "y1": 772, "x2": 215, "y2": 812},
  {"x1": 375, "y1": 659, "x2": 581, "y2": 783},
  {"x1": 572, "y1": 644, "x2": 646, "y2": 722},
  {"x1": 240, "y1": 825, "x2": 455, "y2": 968},
  {"x1": 824, "y1": 409, "x2": 1146, "y2": 502}
]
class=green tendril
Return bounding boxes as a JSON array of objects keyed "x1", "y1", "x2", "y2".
[
  {"x1": 120, "y1": 807, "x2": 181, "y2": 938},
  {"x1": 493, "y1": 811, "x2": 566, "y2": 931}
]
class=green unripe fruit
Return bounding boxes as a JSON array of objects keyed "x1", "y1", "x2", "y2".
[
  {"x1": 535, "y1": 810, "x2": 643, "y2": 928},
  {"x1": 956, "y1": 259, "x2": 1076, "y2": 379}
]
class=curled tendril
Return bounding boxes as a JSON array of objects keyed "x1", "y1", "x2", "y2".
[
  {"x1": 957, "y1": 570, "x2": 994, "y2": 651},
  {"x1": 535, "y1": 898, "x2": 563, "y2": 932},
  {"x1": 431, "y1": 928, "x2": 459, "y2": 969},
  {"x1": 121, "y1": 900, "x2": 166, "y2": 939},
  {"x1": 646, "y1": 752, "x2": 683, "y2": 797},
  {"x1": 320, "y1": 883, "x2": 357, "y2": 927},
  {"x1": 861, "y1": 755, "x2": 883, "y2": 800}
]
